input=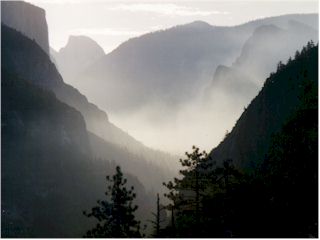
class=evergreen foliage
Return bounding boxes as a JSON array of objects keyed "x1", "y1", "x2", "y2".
[
  {"x1": 161, "y1": 42, "x2": 318, "y2": 237},
  {"x1": 163, "y1": 146, "x2": 216, "y2": 237},
  {"x1": 149, "y1": 193, "x2": 166, "y2": 237},
  {"x1": 83, "y1": 166, "x2": 142, "y2": 238}
]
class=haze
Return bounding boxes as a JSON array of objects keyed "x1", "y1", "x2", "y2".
[
  {"x1": 27, "y1": 0, "x2": 317, "y2": 52},
  {"x1": 26, "y1": 0, "x2": 318, "y2": 155}
]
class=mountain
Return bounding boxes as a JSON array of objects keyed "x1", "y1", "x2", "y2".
[
  {"x1": 207, "y1": 20, "x2": 318, "y2": 107},
  {"x1": 208, "y1": 65, "x2": 258, "y2": 102},
  {"x1": 158, "y1": 44, "x2": 318, "y2": 238},
  {"x1": 1, "y1": 1, "x2": 49, "y2": 55},
  {"x1": 2, "y1": 70, "x2": 94, "y2": 237},
  {"x1": 54, "y1": 36, "x2": 105, "y2": 86},
  {"x1": 233, "y1": 20, "x2": 317, "y2": 84},
  {"x1": 1, "y1": 1, "x2": 179, "y2": 236},
  {"x1": 65, "y1": 14, "x2": 317, "y2": 113},
  {"x1": 208, "y1": 43, "x2": 318, "y2": 170},
  {"x1": 1, "y1": 73, "x2": 154, "y2": 237},
  {"x1": 49, "y1": 47, "x2": 59, "y2": 67},
  {"x1": 1, "y1": 22, "x2": 178, "y2": 189},
  {"x1": 2, "y1": 22, "x2": 173, "y2": 238}
]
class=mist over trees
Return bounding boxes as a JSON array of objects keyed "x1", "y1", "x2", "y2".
[
  {"x1": 1, "y1": 0, "x2": 318, "y2": 237},
  {"x1": 53, "y1": 14, "x2": 318, "y2": 154},
  {"x1": 83, "y1": 166, "x2": 142, "y2": 238},
  {"x1": 158, "y1": 43, "x2": 318, "y2": 237}
]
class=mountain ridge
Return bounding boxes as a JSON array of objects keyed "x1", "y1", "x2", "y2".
[
  {"x1": 209, "y1": 43, "x2": 318, "y2": 169},
  {"x1": 68, "y1": 13, "x2": 317, "y2": 114},
  {"x1": 1, "y1": 0, "x2": 49, "y2": 55}
]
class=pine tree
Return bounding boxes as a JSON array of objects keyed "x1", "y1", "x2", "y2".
[
  {"x1": 149, "y1": 193, "x2": 166, "y2": 237},
  {"x1": 163, "y1": 146, "x2": 213, "y2": 236},
  {"x1": 83, "y1": 166, "x2": 142, "y2": 237}
]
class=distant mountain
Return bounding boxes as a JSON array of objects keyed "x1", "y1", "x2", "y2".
[
  {"x1": 208, "y1": 65, "x2": 258, "y2": 102},
  {"x1": 1, "y1": 1, "x2": 49, "y2": 55},
  {"x1": 1, "y1": 66, "x2": 162, "y2": 237},
  {"x1": 207, "y1": 20, "x2": 318, "y2": 106},
  {"x1": 67, "y1": 14, "x2": 318, "y2": 113},
  {"x1": 1, "y1": 2, "x2": 179, "y2": 236},
  {"x1": 233, "y1": 20, "x2": 317, "y2": 84},
  {"x1": 1, "y1": 72, "x2": 155, "y2": 237},
  {"x1": 208, "y1": 43, "x2": 318, "y2": 169},
  {"x1": 54, "y1": 36, "x2": 105, "y2": 86},
  {"x1": 1, "y1": 23, "x2": 178, "y2": 186}
]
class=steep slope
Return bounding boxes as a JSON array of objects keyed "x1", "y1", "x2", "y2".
[
  {"x1": 71, "y1": 14, "x2": 317, "y2": 113},
  {"x1": 1, "y1": 70, "x2": 94, "y2": 237},
  {"x1": 54, "y1": 35, "x2": 105, "y2": 86},
  {"x1": 88, "y1": 132, "x2": 175, "y2": 194},
  {"x1": 208, "y1": 65, "x2": 258, "y2": 102},
  {"x1": 1, "y1": 28, "x2": 159, "y2": 238},
  {"x1": 233, "y1": 20, "x2": 317, "y2": 85},
  {"x1": 1, "y1": 0, "x2": 49, "y2": 55},
  {"x1": 49, "y1": 47, "x2": 59, "y2": 67},
  {"x1": 1, "y1": 23, "x2": 178, "y2": 185},
  {"x1": 209, "y1": 44, "x2": 318, "y2": 169},
  {"x1": 206, "y1": 21, "x2": 317, "y2": 115}
]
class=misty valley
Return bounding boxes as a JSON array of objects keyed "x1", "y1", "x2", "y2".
[{"x1": 1, "y1": 1, "x2": 318, "y2": 238}]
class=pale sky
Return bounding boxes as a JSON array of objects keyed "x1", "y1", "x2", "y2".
[{"x1": 26, "y1": 0, "x2": 318, "y2": 53}]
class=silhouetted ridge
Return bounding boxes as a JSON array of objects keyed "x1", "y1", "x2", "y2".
[
  {"x1": 209, "y1": 43, "x2": 318, "y2": 169},
  {"x1": 71, "y1": 14, "x2": 317, "y2": 113},
  {"x1": 1, "y1": 1, "x2": 49, "y2": 54},
  {"x1": 55, "y1": 35, "x2": 105, "y2": 83},
  {"x1": 181, "y1": 20, "x2": 213, "y2": 29}
]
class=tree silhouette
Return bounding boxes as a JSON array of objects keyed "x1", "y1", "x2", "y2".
[
  {"x1": 149, "y1": 193, "x2": 166, "y2": 237},
  {"x1": 160, "y1": 43, "x2": 318, "y2": 238},
  {"x1": 163, "y1": 146, "x2": 214, "y2": 237},
  {"x1": 83, "y1": 166, "x2": 142, "y2": 237}
]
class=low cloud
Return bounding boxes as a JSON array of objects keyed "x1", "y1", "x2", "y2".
[
  {"x1": 106, "y1": 3, "x2": 230, "y2": 17},
  {"x1": 68, "y1": 28, "x2": 146, "y2": 36}
]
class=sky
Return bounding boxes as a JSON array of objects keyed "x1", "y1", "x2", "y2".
[
  {"x1": 26, "y1": 0, "x2": 318, "y2": 53},
  {"x1": 22, "y1": 0, "x2": 318, "y2": 154}
]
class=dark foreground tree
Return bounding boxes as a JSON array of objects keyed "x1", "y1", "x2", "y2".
[
  {"x1": 149, "y1": 193, "x2": 166, "y2": 237},
  {"x1": 83, "y1": 166, "x2": 142, "y2": 237},
  {"x1": 163, "y1": 146, "x2": 214, "y2": 237}
]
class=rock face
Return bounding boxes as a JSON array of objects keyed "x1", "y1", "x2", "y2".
[
  {"x1": 1, "y1": 1, "x2": 49, "y2": 55},
  {"x1": 55, "y1": 36, "x2": 105, "y2": 86}
]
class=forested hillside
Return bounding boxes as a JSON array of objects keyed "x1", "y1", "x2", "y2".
[
  {"x1": 160, "y1": 43, "x2": 318, "y2": 237},
  {"x1": 209, "y1": 41, "x2": 318, "y2": 169}
]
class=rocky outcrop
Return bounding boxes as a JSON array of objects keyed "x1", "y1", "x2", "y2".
[
  {"x1": 55, "y1": 36, "x2": 105, "y2": 85},
  {"x1": 1, "y1": 1, "x2": 49, "y2": 55}
]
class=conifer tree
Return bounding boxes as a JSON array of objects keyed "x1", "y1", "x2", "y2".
[
  {"x1": 149, "y1": 193, "x2": 166, "y2": 237},
  {"x1": 163, "y1": 146, "x2": 213, "y2": 236},
  {"x1": 83, "y1": 166, "x2": 142, "y2": 238}
]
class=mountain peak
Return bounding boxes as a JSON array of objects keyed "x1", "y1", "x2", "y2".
[
  {"x1": 60, "y1": 35, "x2": 105, "y2": 54},
  {"x1": 184, "y1": 20, "x2": 212, "y2": 29},
  {"x1": 1, "y1": 1, "x2": 49, "y2": 54}
]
